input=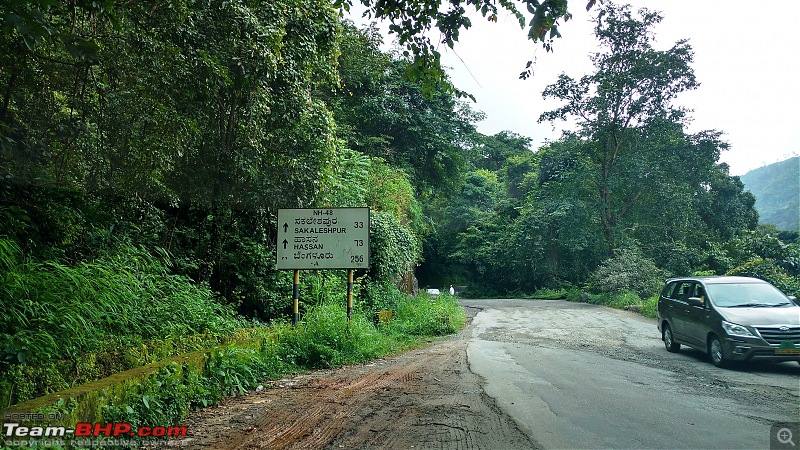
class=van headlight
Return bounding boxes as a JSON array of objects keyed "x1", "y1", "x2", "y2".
[{"x1": 721, "y1": 321, "x2": 755, "y2": 338}]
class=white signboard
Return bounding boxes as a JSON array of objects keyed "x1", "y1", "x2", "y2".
[{"x1": 276, "y1": 208, "x2": 370, "y2": 270}]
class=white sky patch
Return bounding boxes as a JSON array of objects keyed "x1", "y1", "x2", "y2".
[{"x1": 348, "y1": 1, "x2": 800, "y2": 175}]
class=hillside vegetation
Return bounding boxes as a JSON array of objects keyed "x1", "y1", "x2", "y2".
[{"x1": 741, "y1": 157, "x2": 800, "y2": 231}]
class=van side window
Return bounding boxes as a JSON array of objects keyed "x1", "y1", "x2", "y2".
[
  {"x1": 661, "y1": 282, "x2": 678, "y2": 298},
  {"x1": 693, "y1": 284, "x2": 706, "y2": 304},
  {"x1": 676, "y1": 282, "x2": 694, "y2": 301}
]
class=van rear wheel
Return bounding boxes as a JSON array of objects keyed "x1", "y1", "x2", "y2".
[{"x1": 663, "y1": 324, "x2": 680, "y2": 353}]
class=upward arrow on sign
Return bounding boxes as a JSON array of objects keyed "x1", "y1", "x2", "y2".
[
  {"x1": 282, "y1": 239, "x2": 288, "y2": 249},
  {"x1": 283, "y1": 223, "x2": 288, "y2": 233}
]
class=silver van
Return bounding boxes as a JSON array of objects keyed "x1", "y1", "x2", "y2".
[{"x1": 657, "y1": 276, "x2": 800, "y2": 368}]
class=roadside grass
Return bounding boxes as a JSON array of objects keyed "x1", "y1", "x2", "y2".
[
  {"x1": 529, "y1": 286, "x2": 583, "y2": 302},
  {"x1": 640, "y1": 294, "x2": 658, "y2": 319},
  {"x1": 0, "y1": 240, "x2": 249, "y2": 406},
  {"x1": 581, "y1": 291, "x2": 658, "y2": 319},
  {"x1": 278, "y1": 292, "x2": 467, "y2": 371},
  {"x1": 1, "y1": 270, "x2": 468, "y2": 442},
  {"x1": 278, "y1": 302, "x2": 397, "y2": 369},
  {"x1": 385, "y1": 293, "x2": 467, "y2": 337},
  {"x1": 0, "y1": 241, "x2": 244, "y2": 365},
  {"x1": 531, "y1": 287, "x2": 659, "y2": 320}
]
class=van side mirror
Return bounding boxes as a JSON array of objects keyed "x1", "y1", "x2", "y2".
[{"x1": 789, "y1": 295, "x2": 798, "y2": 306}]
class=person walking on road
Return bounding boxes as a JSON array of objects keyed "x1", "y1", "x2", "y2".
[{"x1": 449, "y1": 285, "x2": 455, "y2": 296}]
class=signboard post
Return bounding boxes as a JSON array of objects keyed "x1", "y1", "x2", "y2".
[{"x1": 276, "y1": 208, "x2": 370, "y2": 324}]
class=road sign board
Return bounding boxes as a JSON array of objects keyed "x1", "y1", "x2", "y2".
[{"x1": 276, "y1": 208, "x2": 370, "y2": 270}]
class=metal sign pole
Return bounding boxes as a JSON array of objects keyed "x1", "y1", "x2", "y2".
[
  {"x1": 292, "y1": 269, "x2": 300, "y2": 327},
  {"x1": 347, "y1": 269, "x2": 354, "y2": 322}
]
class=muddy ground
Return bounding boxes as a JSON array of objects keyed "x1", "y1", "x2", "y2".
[{"x1": 182, "y1": 306, "x2": 538, "y2": 450}]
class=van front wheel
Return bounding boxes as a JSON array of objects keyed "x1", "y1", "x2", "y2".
[{"x1": 709, "y1": 336, "x2": 728, "y2": 368}]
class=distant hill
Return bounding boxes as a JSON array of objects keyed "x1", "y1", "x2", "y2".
[{"x1": 740, "y1": 157, "x2": 799, "y2": 231}]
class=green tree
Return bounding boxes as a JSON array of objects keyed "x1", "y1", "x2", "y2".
[
  {"x1": 469, "y1": 131, "x2": 532, "y2": 172},
  {"x1": 319, "y1": 22, "x2": 390, "y2": 152},
  {"x1": 537, "y1": 4, "x2": 752, "y2": 259},
  {"x1": 322, "y1": 22, "x2": 480, "y2": 199},
  {"x1": 507, "y1": 137, "x2": 605, "y2": 287},
  {"x1": 441, "y1": 170, "x2": 510, "y2": 291},
  {"x1": 538, "y1": 4, "x2": 696, "y2": 253}
]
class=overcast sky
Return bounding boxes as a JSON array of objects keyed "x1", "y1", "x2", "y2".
[{"x1": 349, "y1": 1, "x2": 800, "y2": 176}]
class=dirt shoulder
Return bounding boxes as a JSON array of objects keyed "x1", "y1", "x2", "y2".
[{"x1": 182, "y1": 306, "x2": 538, "y2": 450}]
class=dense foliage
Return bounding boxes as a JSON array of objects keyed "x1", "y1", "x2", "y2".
[
  {"x1": 321, "y1": 22, "x2": 479, "y2": 198},
  {"x1": 0, "y1": 240, "x2": 242, "y2": 366},
  {"x1": 1, "y1": 0, "x2": 343, "y2": 318}
]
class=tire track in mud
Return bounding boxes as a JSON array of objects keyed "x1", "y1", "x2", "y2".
[{"x1": 183, "y1": 318, "x2": 538, "y2": 450}]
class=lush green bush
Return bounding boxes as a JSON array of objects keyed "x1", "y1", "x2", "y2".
[
  {"x1": 361, "y1": 278, "x2": 406, "y2": 313},
  {"x1": 531, "y1": 285, "x2": 583, "y2": 301},
  {"x1": 369, "y1": 211, "x2": 421, "y2": 282},
  {"x1": 590, "y1": 248, "x2": 667, "y2": 298}
]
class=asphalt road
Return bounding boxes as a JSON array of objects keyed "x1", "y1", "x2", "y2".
[{"x1": 462, "y1": 299, "x2": 800, "y2": 450}]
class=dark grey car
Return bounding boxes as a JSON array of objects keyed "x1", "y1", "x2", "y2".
[{"x1": 657, "y1": 276, "x2": 800, "y2": 368}]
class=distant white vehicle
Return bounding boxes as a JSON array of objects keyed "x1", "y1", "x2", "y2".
[{"x1": 426, "y1": 288, "x2": 440, "y2": 297}]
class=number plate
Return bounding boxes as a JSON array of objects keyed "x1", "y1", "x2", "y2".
[{"x1": 775, "y1": 340, "x2": 800, "y2": 355}]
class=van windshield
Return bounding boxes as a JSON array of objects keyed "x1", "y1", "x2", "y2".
[{"x1": 706, "y1": 283, "x2": 790, "y2": 307}]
